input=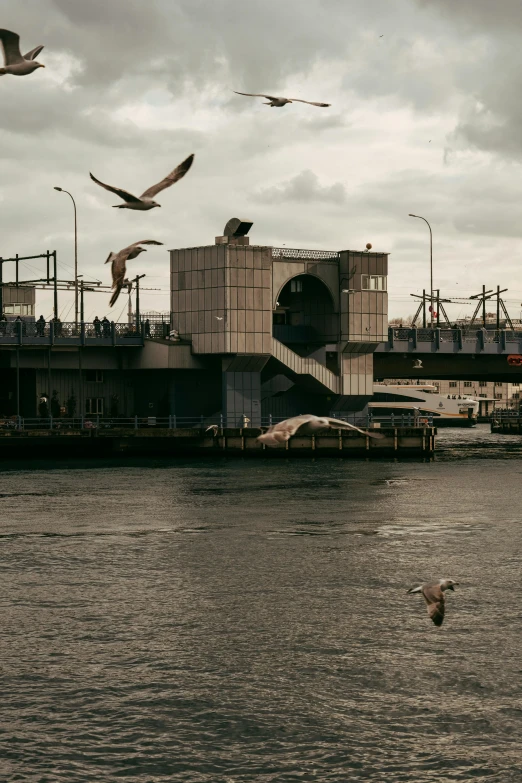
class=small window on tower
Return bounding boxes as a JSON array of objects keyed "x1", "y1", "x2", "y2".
[{"x1": 290, "y1": 279, "x2": 303, "y2": 293}]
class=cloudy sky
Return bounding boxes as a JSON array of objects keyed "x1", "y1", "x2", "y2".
[{"x1": 2, "y1": 0, "x2": 522, "y2": 322}]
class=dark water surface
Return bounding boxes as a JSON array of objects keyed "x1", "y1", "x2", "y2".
[{"x1": 1, "y1": 425, "x2": 521, "y2": 781}]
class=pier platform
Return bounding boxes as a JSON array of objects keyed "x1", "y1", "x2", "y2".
[{"x1": 0, "y1": 426, "x2": 436, "y2": 458}]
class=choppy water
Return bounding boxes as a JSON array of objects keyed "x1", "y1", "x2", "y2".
[{"x1": 1, "y1": 425, "x2": 521, "y2": 782}]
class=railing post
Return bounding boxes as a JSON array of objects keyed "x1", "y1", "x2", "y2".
[
  {"x1": 134, "y1": 415, "x2": 138, "y2": 429},
  {"x1": 435, "y1": 328, "x2": 441, "y2": 350},
  {"x1": 457, "y1": 328, "x2": 463, "y2": 351},
  {"x1": 410, "y1": 327, "x2": 417, "y2": 349},
  {"x1": 80, "y1": 321, "x2": 86, "y2": 346},
  {"x1": 388, "y1": 326, "x2": 394, "y2": 348},
  {"x1": 391, "y1": 412, "x2": 394, "y2": 427},
  {"x1": 111, "y1": 322, "x2": 116, "y2": 346}
]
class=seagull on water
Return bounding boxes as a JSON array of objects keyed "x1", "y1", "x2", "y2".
[
  {"x1": 257, "y1": 414, "x2": 385, "y2": 446},
  {"x1": 234, "y1": 91, "x2": 330, "y2": 108},
  {"x1": 90, "y1": 154, "x2": 194, "y2": 210},
  {"x1": 407, "y1": 579, "x2": 459, "y2": 627},
  {"x1": 413, "y1": 358, "x2": 423, "y2": 368},
  {"x1": 105, "y1": 240, "x2": 163, "y2": 307},
  {"x1": 0, "y1": 29, "x2": 45, "y2": 76}
]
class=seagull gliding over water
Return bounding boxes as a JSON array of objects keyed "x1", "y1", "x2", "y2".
[
  {"x1": 407, "y1": 579, "x2": 459, "y2": 627},
  {"x1": 257, "y1": 415, "x2": 384, "y2": 446}
]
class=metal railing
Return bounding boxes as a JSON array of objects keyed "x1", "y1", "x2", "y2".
[
  {"x1": 271, "y1": 247, "x2": 340, "y2": 261},
  {"x1": 390, "y1": 326, "x2": 522, "y2": 343},
  {"x1": 0, "y1": 321, "x2": 144, "y2": 345},
  {"x1": 0, "y1": 413, "x2": 434, "y2": 431}
]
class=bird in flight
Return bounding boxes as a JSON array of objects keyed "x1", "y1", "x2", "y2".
[
  {"x1": 234, "y1": 91, "x2": 330, "y2": 108},
  {"x1": 0, "y1": 29, "x2": 45, "y2": 76},
  {"x1": 257, "y1": 414, "x2": 384, "y2": 446},
  {"x1": 90, "y1": 154, "x2": 194, "y2": 210},
  {"x1": 105, "y1": 240, "x2": 163, "y2": 307},
  {"x1": 407, "y1": 579, "x2": 459, "y2": 626}
]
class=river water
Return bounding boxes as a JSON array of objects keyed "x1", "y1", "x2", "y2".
[{"x1": 1, "y1": 425, "x2": 521, "y2": 782}]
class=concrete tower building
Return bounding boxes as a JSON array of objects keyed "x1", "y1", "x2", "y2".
[{"x1": 169, "y1": 219, "x2": 388, "y2": 425}]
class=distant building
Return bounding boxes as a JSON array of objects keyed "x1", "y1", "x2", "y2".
[{"x1": 0, "y1": 284, "x2": 35, "y2": 321}]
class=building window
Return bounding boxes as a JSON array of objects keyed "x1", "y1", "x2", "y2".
[
  {"x1": 464, "y1": 381, "x2": 472, "y2": 387},
  {"x1": 479, "y1": 394, "x2": 487, "y2": 398},
  {"x1": 449, "y1": 382, "x2": 457, "y2": 388},
  {"x1": 495, "y1": 382, "x2": 503, "y2": 387},
  {"x1": 85, "y1": 397, "x2": 104, "y2": 415},
  {"x1": 495, "y1": 394, "x2": 503, "y2": 400},
  {"x1": 290, "y1": 279, "x2": 303, "y2": 293},
  {"x1": 362, "y1": 275, "x2": 387, "y2": 291},
  {"x1": 85, "y1": 370, "x2": 103, "y2": 383},
  {"x1": 479, "y1": 381, "x2": 487, "y2": 387},
  {"x1": 512, "y1": 393, "x2": 520, "y2": 400},
  {"x1": 512, "y1": 383, "x2": 519, "y2": 387}
]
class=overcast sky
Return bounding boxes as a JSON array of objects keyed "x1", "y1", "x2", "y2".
[{"x1": 2, "y1": 0, "x2": 522, "y2": 322}]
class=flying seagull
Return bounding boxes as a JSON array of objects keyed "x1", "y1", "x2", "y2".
[
  {"x1": 257, "y1": 414, "x2": 385, "y2": 446},
  {"x1": 234, "y1": 91, "x2": 330, "y2": 108},
  {"x1": 206, "y1": 425, "x2": 219, "y2": 436},
  {"x1": 0, "y1": 29, "x2": 45, "y2": 76},
  {"x1": 105, "y1": 240, "x2": 163, "y2": 307},
  {"x1": 407, "y1": 579, "x2": 459, "y2": 627},
  {"x1": 90, "y1": 154, "x2": 194, "y2": 210}
]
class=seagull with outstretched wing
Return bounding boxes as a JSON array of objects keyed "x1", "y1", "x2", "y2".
[
  {"x1": 90, "y1": 154, "x2": 194, "y2": 210},
  {"x1": 0, "y1": 29, "x2": 45, "y2": 76},
  {"x1": 234, "y1": 91, "x2": 330, "y2": 108},
  {"x1": 407, "y1": 579, "x2": 459, "y2": 626},
  {"x1": 257, "y1": 414, "x2": 384, "y2": 446},
  {"x1": 105, "y1": 240, "x2": 163, "y2": 307}
]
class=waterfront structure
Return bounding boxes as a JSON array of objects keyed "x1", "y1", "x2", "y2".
[{"x1": 0, "y1": 222, "x2": 389, "y2": 423}]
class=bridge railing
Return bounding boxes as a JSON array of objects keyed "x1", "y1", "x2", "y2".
[
  {"x1": 389, "y1": 326, "x2": 522, "y2": 344},
  {"x1": 1, "y1": 413, "x2": 434, "y2": 431},
  {"x1": 0, "y1": 321, "x2": 144, "y2": 345}
]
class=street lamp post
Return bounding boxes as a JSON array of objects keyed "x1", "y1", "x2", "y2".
[
  {"x1": 408, "y1": 213, "x2": 433, "y2": 328},
  {"x1": 54, "y1": 187, "x2": 78, "y2": 326}
]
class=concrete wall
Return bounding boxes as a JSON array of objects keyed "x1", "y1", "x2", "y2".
[{"x1": 170, "y1": 244, "x2": 272, "y2": 355}]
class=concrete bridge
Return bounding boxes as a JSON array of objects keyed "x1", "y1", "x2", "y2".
[{"x1": 375, "y1": 327, "x2": 522, "y2": 382}]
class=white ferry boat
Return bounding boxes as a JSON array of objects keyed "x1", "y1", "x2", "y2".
[{"x1": 368, "y1": 383, "x2": 479, "y2": 427}]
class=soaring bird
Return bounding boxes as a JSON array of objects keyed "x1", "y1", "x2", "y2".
[
  {"x1": 105, "y1": 240, "x2": 163, "y2": 307},
  {"x1": 90, "y1": 154, "x2": 194, "y2": 210},
  {"x1": 0, "y1": 29, "x2": 45, "y2": 76},
  {"x1": 234, "y1": 91, "x2": 330, "y2": 108},
  {"x1": 407, "y1": 579, "x2": 459, "y2": 627},
  {"x1": 257, "y1": 414, "x2": 384, "y2": 446}
]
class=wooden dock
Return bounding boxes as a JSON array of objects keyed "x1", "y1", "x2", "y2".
[
  {"x1": 491, "y1": 419, "x2": 522, "y2": 434},
  {"x1": 0, "y1": 426, "x2": 436, "y2": 458}
]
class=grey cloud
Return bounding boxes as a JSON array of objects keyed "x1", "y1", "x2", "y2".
[{"x1": 253, "y1": 170, "x2": 347, "y2": 205}]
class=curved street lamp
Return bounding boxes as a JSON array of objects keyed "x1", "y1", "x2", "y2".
[
  {"x1": 54, "y1": 187, "x2": 78, "y2": 326},
  {"x1": 409, "y1": 213, "x2": 433, "y2": 328}
]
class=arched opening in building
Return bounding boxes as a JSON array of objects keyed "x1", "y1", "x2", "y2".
[{"x1": 273, "y1": 274, "x2": 338, "y2": 346}]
